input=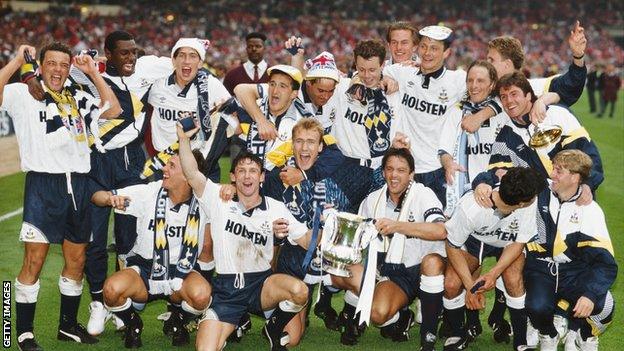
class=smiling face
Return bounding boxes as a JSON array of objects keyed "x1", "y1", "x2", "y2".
[
  {"x1": 306, "y1": 78, "x2": 336, "y2": 108},
  {"x1": 355, "y1": 56, "x2": 383, "y2": 88},
  {"x1": 388, "y1": 29, "x2": 416, "y2": 63},
  {"x1": 499, "y1": 85, "x2": 532, "y2": 121},
  {"x1": 161, "y1": 155, "x2": 187, "y2": 191},
  {"x1": 467, "y1": 65, "x2": 495, "y2": 103},
  {"x1": 292, "y1": 127, "x2": 323, "y2": 171},
  {"x1": 383, "y1": 155, "x2": 414, "y2": 200},
  {"x1": 106, "y1": 39, "x2": 138, "y2": 76},
  {"x1": 230, "y1": 158, "x2": 264, "y2": 198},
  {"x1": 417, "y1": 37, "x2": 449, "y2": 74},
  {"x1": 40, "y1": 50, "x2": 71, "y2": 92},
  {"x1": 550, "y1": 162, "x2": 580, "y2": 196},
  {"x1": 172, "y1": 47, "x2": 202, "y2": 86},
  {"x1": 268, "y1": 72, "x2": 298, "y2": 116}
]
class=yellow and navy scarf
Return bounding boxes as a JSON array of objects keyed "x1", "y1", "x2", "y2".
[
  {"x1": 151, "y1": 187, "x2": 202, "y2": 281},
  {"x1": 346, "y1": 76, "x2": 392, "y2": 158}
]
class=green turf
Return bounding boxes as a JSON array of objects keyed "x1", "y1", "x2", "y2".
[{"x1": 0, "y1": 91, "x2": 622, "y2": 350}]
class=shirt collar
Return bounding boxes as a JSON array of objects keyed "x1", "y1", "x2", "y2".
[
  {"x1": 385, "y1": 188, "x2": 407, "y2": 212},
  {"x1": 167, "y1": 72, "x2": 195, "y2": 97},
  {"x1": 417, "y1": 65, "x2": 445, "y2": 79},
  {"x1": 238, "y1": 196, "x2": 267, "y2": 217}
]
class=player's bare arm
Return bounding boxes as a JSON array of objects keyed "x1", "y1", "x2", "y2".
[
  {"x1": 72, "y1": 54, "x2": 121, "y2": 119},
  {"x1": 233, "y1": 83, "x2": 277, "y2": 140},
  {"x1": 375, "y1": 218, "x2": 446, "y2": 240},
  {"x1": 0, "y1": 45, "x2": 35, "y2": 105},
  {"x1": 176, "y1": 123, "x2": 208, "y2": 197}
]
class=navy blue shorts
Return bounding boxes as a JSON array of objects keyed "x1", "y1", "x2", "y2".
[
  {"x1": 465, "y1": 235, "x2": 503, "y2": 264},
  {"x1": 276, "y1": 242, "x2": 322, "y2": 281},
  {"x1": 209, "y1": 270, "x2": 272, "y2": 325},
  {"x1": 379, "y1": 263, "x2": 421, "y2": 303},
  {"x1": 125, "y1": 255, "x2": 180, "y2": 302},
  {"x1": 415, "y1": 167, "x2": 446, "y2": 207},
  {"x1": 20, "y1": 171, "x2": 93, "y2": 244}
]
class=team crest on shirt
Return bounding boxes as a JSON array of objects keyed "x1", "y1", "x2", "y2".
[
  {"x1": 329, "y1": 108, "x2": 336, "y2": 123},
  {"x1": 24, "y1": 228, "x2": 35, "y2": 240},
  {"x1": 260, "y1": 221, "x2": 272, "y2": 237},
  {"x1": 438, "y1": 89, "x2": 449, "y2": 103},
  {"x1": 279, "y1": 131, "x2": 289, "y2": 141},
  {"x1": 508, "y1": 219, "x2": 519, "y2": 235},
  {"x1": 569, "y1": 212, "x2": 579, "y2": 224},
  {"x1": 407, "y1": 212, "x2": 415, "y2": 222},
  {"x1": 140, "y1": 78, "x2": 150, "y2": 88}
]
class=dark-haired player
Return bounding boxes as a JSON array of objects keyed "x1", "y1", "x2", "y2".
[
  {"x1": 442, "y1": 167, "x2": 546, "y2": 351},
  {"x1": 1, "y1": 43, "x2": 121, "y2": 350},
  {"x1": 176, "y1": 124, "x2": 314, "y2": 351}
]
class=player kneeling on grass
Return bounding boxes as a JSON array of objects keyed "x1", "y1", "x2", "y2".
[
  {"x1": 443, "y1": 167, "x2": 545, "y2": 351},
  {"x1": 176, "y1": 123, "x2": 315, "y2": 351},
  {"x1": 520, "y1": 150, "x2": 615, "y2": 351},
  {"x1": 94, "y1": 152, "x2": 211, "y2": 348},
  {"x1": 330, "y1": 147, "x2": 447, "y2": 351}
]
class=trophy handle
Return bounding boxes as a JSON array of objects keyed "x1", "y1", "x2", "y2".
[
  {"x1": 357, "y1": 219, "x2": 378, "y2": 249},
  {"x1": 321, "y1": 209, "x2": 337, "y2": 251}
]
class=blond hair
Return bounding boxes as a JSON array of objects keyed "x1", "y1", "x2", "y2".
[
  {"x1": 292, "y1": 118, "x2": 324, "y2": 143},
  {"x1": 552, "y1": 150, "x2": 593, "y2": 182}
]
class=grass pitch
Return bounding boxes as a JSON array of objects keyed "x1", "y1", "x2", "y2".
[{"x1": 0, "y1": 92, "x2": 622, "y2": 350}]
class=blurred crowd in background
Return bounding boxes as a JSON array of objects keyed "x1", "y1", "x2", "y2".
[{"x1": 1, "y1": 0, "x2": 622, "y2": 78}]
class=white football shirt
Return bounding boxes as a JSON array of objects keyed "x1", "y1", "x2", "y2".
[
  {"x1": 359, "y1": 183, "x2": 446, "y2": 267},
  {"x1": 148, "y1": 73, "x2": 230, "y2": 151},
  {"x1": 384, "y1": 64, "x2": 466, "y2": 173},
  {"x1": 1, "y1": 83, "x2": 99, "y2": 173},
  {"x1": 115, "y1": 180, "x2": 209, "y2": 264},
  {"x1": 445, "y1": 191, "x2": 537, "y2": 248},
  {"x1": 198, "y1": 179, "x2": 308, "y2": 274}
]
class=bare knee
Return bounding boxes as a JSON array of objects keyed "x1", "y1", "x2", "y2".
[
  {"x1": 502, "y1": 270, "x2": 524, "y2": 296},
  {"x1": 421, "y1": 254, "x2": 445, "y2": 275},
  {"x1": 444, "y1": 271, "x2": 463, "y2": 298},
  {"x1": 290, "y1": 280, "x2": 309, "y2": 306},
  {"x1": 103, "y1": 277, "x2": 127, "y2": 305},
  {"x1": 188, "y1": 288, "x2": 211, "y2": 310},
  {"x1": 370, "y1": 304, "x2": 391, "y2": 325}
]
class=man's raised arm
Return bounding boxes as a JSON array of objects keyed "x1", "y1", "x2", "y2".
[
  {"x1": 0, "y1": 45, "x2": 35, "y2": 106},
  {"x1": 176, "y1": 123, "x2": 208, "y2": 197}
]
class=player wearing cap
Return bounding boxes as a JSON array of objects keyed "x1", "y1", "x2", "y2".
[
  {"x1": 1, "y1": 43, "x2": 121, "y2": 350},
  {"x1": 94, "y1": 151, "x2": 211, "y2": 348},
  {"x1": 383, "y1": 25, "x2": 485, "y2": 207},
  {"x1": 443, "y1": 167, "x2": 545, "y2": 351},
  {"x1": 176, "y1": 124, "x2": 313, "y2": 351},
  {"x1": 233, "y1": 64, "x2": 342, "y2": 177},
  {"x1": 78, "y1": 30, "x2": 175, "y2": 335},
  {"x1": 146, "y1": 38, "x2": 231, "y2": 178}
]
